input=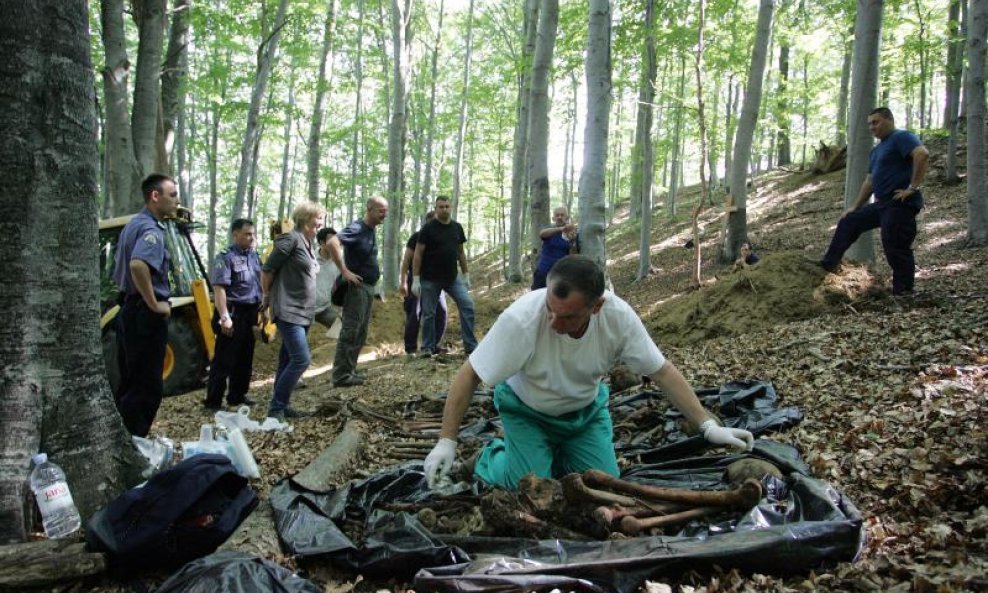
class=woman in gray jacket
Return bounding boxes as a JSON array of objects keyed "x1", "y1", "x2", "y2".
[{"x1": 261, "y1": 202, "x2": 326, "y2": 419}]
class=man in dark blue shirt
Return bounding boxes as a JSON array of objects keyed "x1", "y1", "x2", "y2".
[
  {"x1": 204, "y1": 218, "x2": 262, "y2": 411},
  {"x1": 328, "y1": 196, "x2": 388, "y2": 386},
  {"x1": 532, "y1": 206, "x2": 579, "y2": 290},
  {"x1": 820, "y1": 107, "x2": 929, "y2": 295},
  {"x1": 113, "y1": 173, "x2": 180, "y2": 436}
]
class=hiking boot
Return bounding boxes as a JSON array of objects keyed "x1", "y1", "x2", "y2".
[
  {"x1": 282, "y1": 406, "x2": 308, "y2": 418},
  {"x1": 202, "y1": 402, "x2": 222, "y2": 413},
  {"x1": 352, "y1": 371, "x2": 367, "y2": 381},
  {"x1": 333, "y1": 374, "x2": 365, "y2": 387},
  {"x1": 227, "y1": 396, "x2": 256, "y2": 407}
]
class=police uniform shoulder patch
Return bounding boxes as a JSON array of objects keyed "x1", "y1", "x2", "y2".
[{"x1": 142, "y1": 231, "x2": 158, "y2": 246}]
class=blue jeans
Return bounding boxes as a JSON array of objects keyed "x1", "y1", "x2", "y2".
[
  {"x1": 420, "y1": 276, "x2": 477, "y2": 354},
  {"x1": 268, "y1": 320, "x2": 311, "y2": 414}
]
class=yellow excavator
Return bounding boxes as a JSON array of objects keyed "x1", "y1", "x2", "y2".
[{"x1": 98, "y1": 207, "x2": 215, "y2": 396}]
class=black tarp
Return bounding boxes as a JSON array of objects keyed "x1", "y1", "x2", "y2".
[
  {"x1": 153, "y1": 550, "x2": 322, "y2": 593},
  {"x1": 269, "y1": 381, "x2": 863, "y2": 592}
]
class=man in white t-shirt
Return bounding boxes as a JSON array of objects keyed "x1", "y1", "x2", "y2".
[
  {"x1": 423, "y1": 255, "x2": 754, "y2": 490},
  {"x1": 313, "y1": 227, "x2": 340, "y2": 331}
]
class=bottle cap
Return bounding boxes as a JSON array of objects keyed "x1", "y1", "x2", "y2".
[{"x1": 32, "y1": 453, "x2": 47, "y2": 465}]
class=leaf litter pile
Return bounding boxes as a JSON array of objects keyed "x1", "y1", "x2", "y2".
[{"x1": 101, "y1": 166, "x2": 985, "y2": 593}]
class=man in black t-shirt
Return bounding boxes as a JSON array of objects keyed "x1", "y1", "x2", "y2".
[
  {"x1": 399, "y1": 211, "x2": 447, "y2": 354},
  {"x1": 412, "y1": 195, "x2": 478, "y2": 355}
]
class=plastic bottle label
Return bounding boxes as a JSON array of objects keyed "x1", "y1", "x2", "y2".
[{"x1": 36, "y1": 481, "x2": 75, "y2": 514}]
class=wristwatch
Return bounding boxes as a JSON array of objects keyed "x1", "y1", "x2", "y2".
[{"x1": 220, "y1": 313, "x2": 232, "y2": 322}]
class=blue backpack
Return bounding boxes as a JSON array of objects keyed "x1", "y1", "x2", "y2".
[{"x1": 86, "y1": 454, "x2": 258, "y2": 575}]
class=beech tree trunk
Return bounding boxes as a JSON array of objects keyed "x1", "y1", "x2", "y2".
[
  {"x1": 131, "y1": 0, "x2": 167, "y2": 177},
  {"x1": 527, "y1": 0, "x2": 559, "y2": 254},
  {"x1": 667, "y1": 57, "x2": 686, "y2": 219},
  {"x1": 636, "y1": 0, "x2": 657, "y2": 282},
  {"x1": 307, "y1": 0, "x2": 338, "y2": 204},
  {"x1": 967, "y1": 0, "x2": 988, "y2": 245},
  {"x1": 383, "y1": 0, "x2": 413, "y2": 291},
  {"x1": 0, "y1": 0, "x2": 144, "y2": 544},
  {"x1": 836, "y1": 32, "x2": 852, "y2": 145},
  {"x1": 161, "y1": 0, "x2": 189, "y2": 172},
  {"x1": 723, "y1": 0, "x2": 774, "y2": 263},
  {"x1": 578, "y1": 0, "x2": 612, "y2": 269},
  {"x1": 232, "y1": 0, "x2": 290, "y2": 221},
  {"x1": 451, "y1": 0, "x2": 475, "y2": 220},
  {"x1": 100, "y1": 0, "x2": 142, "y2": 215},
  {"x1": 843, "y1": 0, "x2": 883, "y2": 264},
  {"x1": 348, "y1": 0, "x2": 366, "y2": 221},
  {"x1": 776, "y1": 42, "x2": 791, "y2": 166},
  {"x1": 945, "y1": 0, "x2": 965, "y2": 183},
  {"x1": 420, "y1": 0, "x2": 444, "y2": 217},
  {"x1": 508, "y1": 0, "x2": 539, "y2": 282}
]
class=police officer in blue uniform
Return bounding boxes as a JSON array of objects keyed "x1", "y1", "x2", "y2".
[
  {"x1": 820, "y1": 107, "x2": 929, "y2": 295},
  {"x1": 113, "y1": 173, "x2": 180, "y2": 436},
  {"x1": 204, "y1": 218, "x2": 262, "y2": 411}
]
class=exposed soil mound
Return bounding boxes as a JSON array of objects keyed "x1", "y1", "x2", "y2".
[{"x1": 647, "y1": 251, "x2": 884, "y2": 346}]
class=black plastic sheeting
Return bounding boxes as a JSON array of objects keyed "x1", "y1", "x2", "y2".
[
  {"x1": 269, "y1": 380, "x2": 863, "y2": 592},
  {"x1": 153, "y1": 550, "x2": 322, "y2": 593}
]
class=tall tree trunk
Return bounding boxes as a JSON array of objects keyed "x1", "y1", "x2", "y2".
[
  {"x1": 0, "y1": 0, "x2": 144, "y2": 543},
  {"x1": 420, "y1": 0, "x2": 444, "y2": 216},
  {"x1": 280, "y1": 76, "x2": 296, "y2": 223},
  {"x1": 384, "y1": 0, "x2": 412, "y2": 291},
  {"x1": 636, "y1": 0, "x2": 657, "y2": 282},
  {"x1": 451, "y1": 0, "x2": 475, "y2": 220},
  {"x1": 913, "y1": 0, "x2": 928, "y2": 132},
  {"x1": 723, "y1": 0, "x2": 774, "y2": 262},
  {"x1": 207, "y1": 50, "x2": 230, "y2": 266},
  {"x1": 100, "y1": 0, "x2": 142, "y2": 215},
  {"x1": 131, "y1": 0, "x2": 166, "y2": 176},
  {"x1": 667, "y1": 56, "x2": 686, "y2": 219},
  {"x1": 232, "y1": 0, "x2": 290, "y2": 220},
  {"x1": 508, "y1": 0, "x2": 539, "y2": 282},
  {"x1": 527, "y1": 0, "x2": 559, "y2": 255},
  {"x1": 707, "y1": 77, "x2": 720, "y2": 192},
  {"x1": 161, "y1": 0, "x2": 189, "y2": 171},
  {"x1": 578, "y1": 0, "x2": 611, "y2": 269},
  {"x1": 307, "y1": 0, "x2": 338, "y2": 204},
  {"x1": 836, "y1": 31, "x2": 852, "y2": 145},
  {"x1": 723, "y1": 77, "x2": 736, "y2": 190},
  {"x1": 843, "y1": 0, "x2": 884, "y2": 264},
  {"x1": 566, "y1": 72, "x2": 579, "y2": 213},
  {"x1": 945, "y1": 0, "x2": 964, "y2": 183},
  {"x1": 776, "y1": 42, "x2": 791, "y2": 166},
  {"x1": 966, "y1": 0, "x2": 988, "y2": 245},
  {"x1": 691, "y1": 0, "x2": 711, "y2": 286},
  {"x1": 349, "y1": 0, "x2": 366, "y2": 222}
]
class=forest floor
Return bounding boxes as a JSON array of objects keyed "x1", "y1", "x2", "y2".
[{"x1": 93, "y1": 151, "x2": 985, "y2": 593}]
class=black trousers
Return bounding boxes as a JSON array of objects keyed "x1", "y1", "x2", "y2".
[
  {"x1": 822, "y1": 198, "x2": 919, "y2": 295},
  {"x1": 115, "y1": 299, "x2": 168, "y2": 437},
  {"x1": 205, "y1": 303, "x2": 259, "y2": 406}
]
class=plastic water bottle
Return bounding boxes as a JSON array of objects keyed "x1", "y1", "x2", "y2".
[{"x1": 29, "y1": 453, "x2": 81, "y2": 539}]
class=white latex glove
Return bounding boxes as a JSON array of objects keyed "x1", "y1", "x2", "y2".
[
  {"x1": 700, "y1": 419, "x2": 754, "y2": 451},
  {"x1": 424, "y1": 437, "x2": 457, "y2": 489},
  {"x1": 461, "y1": 273, "x2": 471, "y2": 290},
  {"x1": 412, "y1": 276, "x2": 422, "y2": 298}
]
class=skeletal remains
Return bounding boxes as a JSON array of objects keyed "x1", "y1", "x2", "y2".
[{"x1": 556, "y1": 460, "x2": 775, "y2": 537}]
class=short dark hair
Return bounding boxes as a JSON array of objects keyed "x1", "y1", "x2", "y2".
[
  {"x1": 230, "y1": 218, "x2": 254, "y2": 233},
  {"x1": 317, "y1": 227, "x2": 337, "y2": 243},
  {"x1": 141, "y1": 173, "x2": 174, "y2": 201},
  {"x1": 547, "y1": 255, "x2": 605, "y2": 306},
  {"x1": 869, "y1": 107, "x2": 894, "y2": 121},
  {"x1": 435, "y1": 195, "x2": 451, "y2": 203}
]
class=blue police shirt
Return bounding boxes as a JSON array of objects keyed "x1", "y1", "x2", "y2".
[
  {"x1": 536, "y1": 227, "x2": 575, "y2": 274},
  {"x1": 114, "y1": 207, "x2": 170, "y2": 300},
  {"x1": 869, "y1": 129, "x2": 923, "y2": 209},
  {"x1": 338, "y1": 219, "x2": 380, "y2": 286},
  {"x1": 211, "y1": 245, "x2": 261, "y2": 304}
]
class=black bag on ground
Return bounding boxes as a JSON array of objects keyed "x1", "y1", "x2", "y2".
[
  {"x1": 86, "y1": 454, "x2": 258, "y2": 576},
  {"x1": 331, "y1": 275, "x2": 348, "y2": 307}
]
